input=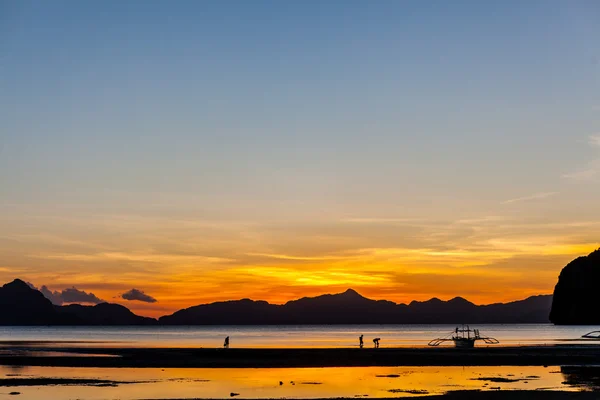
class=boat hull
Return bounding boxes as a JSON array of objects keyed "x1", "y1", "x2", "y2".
[{"x1": 453, "y1": 338, "x2": 475, "y2": 348}]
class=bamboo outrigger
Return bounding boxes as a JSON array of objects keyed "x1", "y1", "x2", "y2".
[{"x1": 582, "y1": 331, "x2": 600, "y2": 339}]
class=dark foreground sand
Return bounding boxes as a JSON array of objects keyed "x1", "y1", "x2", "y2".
[
  {"x1": 146, "y1": 393, "x2": 600, "y2": 400},
  {"x1": 1, "y1": 344, "x2": 600, "y2": 368},
  {"x1": 423, "y1": 391, "x2": 600, "y2": 399},
  {"x1": 1, "y1": 347, "x2": 600, "y2": 399},
  {"x1": 327, "y1": 393, "x2": 600, "y2": 399}
]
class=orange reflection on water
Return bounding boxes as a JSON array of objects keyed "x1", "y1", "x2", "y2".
[{"x1": 0, "y1": 365, "x2": 580, "y2": 400}]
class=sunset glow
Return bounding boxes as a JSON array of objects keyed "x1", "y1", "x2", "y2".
[
  {"x1": 1, "y1": 208, "x2": 597, "y2": 316},
  {"x1": 2, "y1": 1, "x2": 600, "y2": 318}
]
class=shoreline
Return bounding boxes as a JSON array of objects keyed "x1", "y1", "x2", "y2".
[
  {"x1": 139, "y1": 395, "x2": 600, "y2": 400},
  {"x1": 2, "y1": 344, "x2": 600, "y2": 368}
]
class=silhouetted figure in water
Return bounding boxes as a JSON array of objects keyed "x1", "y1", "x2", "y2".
[
  {"x1": 373, "y1": 338, "x2": 380, "y2": 348},
  {"x1": 359, "y1": 334, "x2": 364, "y2": 348},
  {"x1": 224, "y1": 336, "x2": 229, "y2": 348}
]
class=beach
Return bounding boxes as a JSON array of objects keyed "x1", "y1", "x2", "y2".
[
  {"x1": 1, "y1": 343, "x2": 600, "y2": 368},
  {"x1": 1, "y1": 343, "x2": 600, "y2": 398},
  {"x1": 0, "y1": 340, "x2": 600, "y2": 400}
]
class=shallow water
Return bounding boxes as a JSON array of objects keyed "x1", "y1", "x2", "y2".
[
  {"x1": 1, "y1": 365, "x2": 597, "y2": 399},
  {"x1": 1, "y1": 324, "x2": 599, "y2": 349}
]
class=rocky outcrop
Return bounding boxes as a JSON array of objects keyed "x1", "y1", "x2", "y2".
[
  {"x1": 550, "y1": 249, "x2": 600, "y2": 325},
  {"x1": 0, "y1": 279, "x2": 57, "y2": 325}
]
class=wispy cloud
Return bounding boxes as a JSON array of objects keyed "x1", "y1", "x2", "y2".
[
  {"x1": 341, "y1": 217, "x2": 421, "y2": 224},
  {"x1": 454, "y1": 216, "x2": 509, "y2": 225},
  {"x1": 589, "y1": 135, "x2": 600, "y2": 147},
  {"x1": 562, "y1": 135, "x2": 600, "y2": 182},
  {"x1": 29, "y1": 252, "x2": 234, "y2": 264},
  {"x1": 245, "y1": 252, "x2": 353, "y2": 262},
  {"x1": 563, "y1": 159, "x2": 600, "y2": 182},
  {"x1": 502, "y1": 192, "x2": 558, "y2": 204}
]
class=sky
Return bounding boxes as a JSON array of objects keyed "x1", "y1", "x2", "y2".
[{"x1": 1, "y1": 0, "x2": 600, "y2": 317}]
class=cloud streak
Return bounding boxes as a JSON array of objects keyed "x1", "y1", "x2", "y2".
[
  {"x1": 341, "y1": 217, "x2": 422, "y2": 224},
  {"x1": 121, "y1": 288, "x2": 157, "y2": 303},
  {"x1": 563, "y1": 159, "x2": 600, "y2": 182},
  {"x1": 29, "y1": 252, "x2": 234, "y2": 264},
  {"x1": 502, "y1": 192, "x2": 558, "y2": 204},
  {"x1": 589, "y1": 135, "x2": 600, "y2": 147},
  {"x1": 563, "y1": 135, "x2": 600, "y2": 182}
]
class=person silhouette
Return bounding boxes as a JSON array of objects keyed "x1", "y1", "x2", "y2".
[
  {"x1": 359, "y1": 334, "x2": 364, "y2": 348},
  {"x1": 224, "y1": 336, "x2": 230, "y2": 348},
  {"x1": 373, "y1": 338, "x2": 380, "y2": 348}
]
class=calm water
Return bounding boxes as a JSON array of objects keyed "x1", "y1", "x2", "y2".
[
  {"x1": 1, "y1": 324, "x2": 599, "y2": 348},
  {"x1": 0, "y1": 365, "x2": 592, "y2": 399}
]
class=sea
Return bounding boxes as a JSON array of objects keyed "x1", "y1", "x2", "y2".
[
  {"x1": 2, "y1": 324, "x2": 600, "y2": 399},
  {"x1": 1, "y1": 324, "x2": 599, "y2": 348}
]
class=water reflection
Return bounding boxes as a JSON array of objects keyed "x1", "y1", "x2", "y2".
[
  {"x1": 0, "y1": 365, "x2": 579, "y2": 399},
  {"x1": 561, "y1": 366, "x2": 600, "y2": 390}
]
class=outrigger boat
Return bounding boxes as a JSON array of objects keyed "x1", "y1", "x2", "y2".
[
  {"x1": 582, "y1": 331, "x2": 600, "y2": 339},
  {"x1": 428, "y1": 325, "x2": 499, "y2": 348}
]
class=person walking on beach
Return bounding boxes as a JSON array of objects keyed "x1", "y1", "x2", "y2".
[
  {"x1": 373, "y1": 338, "x2": 380, "y2": 348},
  {"x1": 224, "y1": 336, "x2": 230, "y2": 348},
  {"x1": 359, "y1": 334, "x2": 364, "y2": 348}
]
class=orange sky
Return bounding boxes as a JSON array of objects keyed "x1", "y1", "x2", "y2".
[
  {"x1": 3, "y1": 1, "x2": 600, "y2": 318},
  {"x1": 1, "y1": 206, "x2": 597, "y2": 318}
]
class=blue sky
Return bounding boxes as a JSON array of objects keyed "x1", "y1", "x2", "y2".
[{"x1": 1, "y1": 1, "x2": 599, "y2": 314}]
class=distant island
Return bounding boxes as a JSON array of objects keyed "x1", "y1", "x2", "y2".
[
  {"x1": 0, "y1": 278, "x2": 552, "y2": 325},
  {"x1": 0, "y1": 279, "x2": 155, "y2": 326}
]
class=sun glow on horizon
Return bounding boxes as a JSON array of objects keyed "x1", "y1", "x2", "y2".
[
  {"x1": 2, "y1": 210, "x2": 597, "y2": 318},
  {"x1": 3, "y1": 1, "x2": 600, "y2": 319}
]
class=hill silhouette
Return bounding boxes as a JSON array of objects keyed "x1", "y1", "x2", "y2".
[
  {"x1": 550, "y1": 248, "x2": 600, "y2": 325},
  {"x1": 0, "y1": 278, "x2": 553, "y2": 325},
  {"x1": 56, "y1": 303, "x2": 157, "y2": 325},
  {"x1": 159, "y1": 288, "x2": 552, "y2": 325},
  {"x1": 0, "y1": 279, "x2": 155, "y2": 325},
  {"x1": 0, "y1": 279, "x2": 57, "y2": 325}
]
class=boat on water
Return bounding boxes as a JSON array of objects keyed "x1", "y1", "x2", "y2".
[
  {"x1": 428, "y1": 325, "x2": 499, "y2": 348},
  {"x1": 582, "y1": 331, "x2": 600, "y2": 339}
]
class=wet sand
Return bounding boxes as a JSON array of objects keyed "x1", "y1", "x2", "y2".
[
  {"x1": 3, "y1": 345, "x2": 600, "y2": 398},
  {"x1": 1, "y1": 364, "x2": 599, "y2": 399},
  {"x1": 140, "y1": 395, "x2": 600, "y2": 400},
  {"x1": 192, "y1": 395, "x2": 600, "y2": 400},
  {"x1": 1, "y1": 344, "x2": 600, "y2": 368},
  {"x1": 423, "y1": 392, "x2": 600, "y2": 399},
  {"x1": 0, "y1": 377, "x2": 130, "y2": 387}
]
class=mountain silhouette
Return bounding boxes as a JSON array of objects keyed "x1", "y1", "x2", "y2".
[
  {"x1": 0, "y1": 279, "x2": 57, "y2": 325},
  {"x1": 550, "y1": 248, "x2": 600, "y2": 325},
  {"x1": 0, "y1": 278, "x2": 553, "y2": 325},
  {"x1": 0, "y1": 279, "x2": 155, "y2": 326},
  {"x1": 56, "y1": 303, "x2": 157, "y2": 325},
  {"x1": 159, "y1": 288, "x2": 552, "y2": 325},
  {"x1": 161, "y1": 299, "x2": 279, "y2": 325},
  {"x1": 279, "y1": 289, "x2": 398, "y2": 324}
]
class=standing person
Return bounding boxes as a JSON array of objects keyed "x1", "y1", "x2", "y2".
[
  {"x1": 224, "y1": 336, "x2": 230, "y2": 348},
  {"x1": 373, "y1": 337, "x2": 380, "y2": 348},
  {"x1": 359, "y1": 334, "x2": 364, "y2": 348}
]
